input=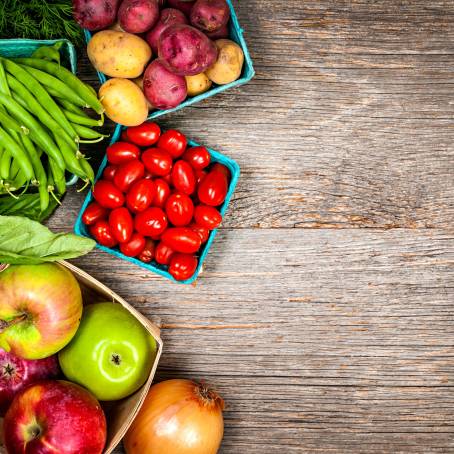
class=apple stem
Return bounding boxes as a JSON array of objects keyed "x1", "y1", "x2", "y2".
[{"x1": 0, "y1": 313, "x2": 27, "y2": 333}]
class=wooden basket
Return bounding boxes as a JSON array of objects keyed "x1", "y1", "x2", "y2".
[{"x1": 0, "y1": 261, "x2": 163, "y2": 454}]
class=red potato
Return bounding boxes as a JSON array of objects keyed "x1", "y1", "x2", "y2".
[
  {"x1": 143, "y1": 60, "x2": 187, "y2": 109},
  {"x1": 145, "y1": 8, "x2": 188, "y2": 54},
  {"x1": 158, "y1": 24, "x2": 218, "y2": 76},
  {"x1": 167, "y1": 0, "x2": 195, "y2": 16},
  {"x1": 190, "y1": 0, "x2": 229, "y2": 32},
  {"x1": 72, "y1": 0, "x2": 120, "y2": 31},
  {"x1": 118, "y1": 0, "x2": 160, "y2": 33},
  {"x1": 205, "y1": 21, "x2": 229, "y2": 39}
]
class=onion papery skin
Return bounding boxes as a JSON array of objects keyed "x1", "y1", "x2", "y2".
[{"x1": 124, "y1": 379, "x2": 224, "y2": 454}]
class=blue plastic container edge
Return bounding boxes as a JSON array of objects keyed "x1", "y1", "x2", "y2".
[
  {"x1": 74, "y1": 124, "x2": 240, "y2": 284},
  {"x1": 83, "y1": 0, "x2": 255, "y2": 119},
  {"x1": 0, "y1": 38, "x2": 79, "y2": 187}
]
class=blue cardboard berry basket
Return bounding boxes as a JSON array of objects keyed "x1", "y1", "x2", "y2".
[
  {"x1": 0, "y1": 38, "x2": 79, "y2": 186},
  {"x1": 74, "y1": 123, "x2": 240, "y2": 284},
  {"x1": 84, "y1": 0, "x2": 254, "y2": 120}
]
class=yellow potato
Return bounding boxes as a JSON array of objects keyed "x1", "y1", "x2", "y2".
[
  {"x1": 185, "y1": 73, "x2": 212, "y2": 97},
  {"x1": 206, "y1": 39, "x2": 244, "y2": 85},
  {"x1": 99, "y1": 78, "x2": 148, "y2": 127},
  {"x1": 87, "y1": 30, "x2": 151, "y2": 78}
]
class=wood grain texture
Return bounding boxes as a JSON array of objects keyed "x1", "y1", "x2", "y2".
[{"x1": 46, "y1": 0, "x2": 454, "y2": 452}]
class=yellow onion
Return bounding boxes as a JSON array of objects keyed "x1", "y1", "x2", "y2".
[{"x1": 124, "y1": 379, "x2": 224, "y2": 454}]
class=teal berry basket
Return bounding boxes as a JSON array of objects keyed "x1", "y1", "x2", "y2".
[
  {"x1": 84, "y1": 0, "x2": 254, "y2": 119},
  {"x1": 74, "y1": 123, "x2": 240, "y2": 284},
  {"x1": 0, "y1": 38, "x2": 79, "y2": 186}
]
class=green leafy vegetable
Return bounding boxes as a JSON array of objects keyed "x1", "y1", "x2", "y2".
[
  {"x1": 0, "y1": 1, "x2": 84, "y2": 45},
  {"x1": 0, "y1": 193, "x2": 60, "y2": 222},
  {"x1": 0, "y1": 216, "x2": 95, "y2": 264}
]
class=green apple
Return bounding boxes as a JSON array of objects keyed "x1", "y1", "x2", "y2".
[{"x1": 58, "y1": 302, "x2": 156, "y2": 401}]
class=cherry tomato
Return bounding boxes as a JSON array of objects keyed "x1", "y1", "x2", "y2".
[
  {"x1": 194, "y1": 205, "x2": 222, "y2": 229},
  {"x1": 89, "y1": 220, "x2": 118, "y2": 248},
  {"x1": 93, "y1": 180, "x2": 124, "y2": 209},
  {"x1": 82, "y1": 202, "x2": 108, "y2": 226},
  {"x1": 144, "y1": 171, "x2": 154, "y2": 180},
  {"x1": 137, "y1": 239, "x2": 155, "y2": 263},
  {"x1": 121, "y1": 130, "x2": 129, "y2": 141},
  {"x1": 189, "y1": 223, "x2": 210, "y2": 243},
  {"x1": 113, "y1": 159, "x2": 145, "y2": 192},
  {"x1": 153, "y1": 178, "x2": 171, "y2": 208},
  {"x1": 135, "y1": 207, "x2": 168, "y2": 237},
  {"x1": 171, "y1": 160, "x2": 196, "y2": 195},
  {"x1": 103, "y1": 165, "x2": 117, "y2": 181},
  {"x1": 125, "y1": 122, "x2": 161, "y2": 147},
  {"x1": 142, "y1": 148, "x2": 173, "y2": 176},
  {"x1": 165, "y1": 192, "x2": 194, "y2": 226},
  {"x1": 211, "y1": 163, "x2": 231, "y2": 180},
  {"x1": 169, "y1": 253, "x2": 198, "y2": 281},
  {"x1": 182, "y1": 146, "x2": 211, "y2": 170},
  {"x1": 197, "y1": 169, "x2": 228, "y2": 206},
  {"x1": 109, "y1": 207, "x2": 133, "y2": 243},
  {"x1": 126, "y1": 179, "x2": 156, "y2": 213},
  {"x1": 162, "y1": 172, "x2": 173, "y2": 186},
  {"x1": 107, "y1": 142, "x2": 140, "y2": 165},
  {"x1": 161, "y1": 227, "x2": 201, "y2": 254},
  {"x1": 120, "y1": 233, "x2": 146, "y2": 257},
  {"x1": 155, "y1": 241, "x2": 175, "y2": 265},
  {"x1": 195, "y1": 169, "x2": 207, "y2": 185},
  {"x1": 157, "y1": 129, "x2": 187, "y2": 158}
]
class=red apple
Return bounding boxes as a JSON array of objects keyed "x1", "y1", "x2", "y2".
[
  {"x1": 0, "y1": 264, "x2": 83, "y2": 359},
  {"x1": 0, "y1": 349, "x2": 60, "y2": 416},
  {"x1": 4, "y1": 380, "x2": 106, "y2": 454}
]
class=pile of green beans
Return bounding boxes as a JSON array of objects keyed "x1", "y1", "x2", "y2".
[{"x1": 0, "y1": 44, "x2": 105, "y2": 212}]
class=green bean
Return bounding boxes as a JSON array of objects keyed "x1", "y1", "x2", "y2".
[
  {"x1": 31, "y1": 43, "x2": 61, "y2": 64},
  {"x1": 0, "y1": 148, "x2": 10, "y2": 180},
  {"x1": 0, "y1": 125, "x2": 33, "y2": 181},
  {"x1": 14, "y1": 58, "x2": 104, "y2": 114},
  {"x1": 19, "y1": 65, "x2": 87, "y2": 108},
  {"x1": 7, "y1": 169, "x2": 28, "y2": 192},
  {"x1": 46, "y1": 86, "x2": 89, "y2": 109},
  {"x1": 21, "y1": 136, "x2": 49, "y2": 211},
  {"x1": 8, "y1": 74, "x2": 78, "y2": 152},
  {"x1": 55, "y1": 97, "x2": 89, "y2": 116},
  {"x1": 0, "y1": 109, "x2": 29, "y2": 135},
  {"x1": 8, "y1": 158, "x2": 20, "y2": 181},
  {"x1": 0, "y1": 91, "x2": 65, "y2": 171},
  {"x1": 72, "y1": 123, "x2": 107, "y2": 140},
  {"x1": 53, "y1": 133, "x2": 86, "y2": 180},
  {"x1": 63, "y1": 109, "x2": 103, "y2": 127},
  {"x1": 2, "y1": 58, "x2": 78, "y2": 142},
  {"x1": 48, "y1": 159, "x2": 66, "y2": 195},
  {"x1": 79, "y1": 157, "x2": 95, "y2": 184}
]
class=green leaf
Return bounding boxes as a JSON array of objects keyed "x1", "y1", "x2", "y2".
[
  {"x1": 0, "y1": 216, "x2": 95, "y2": 264},
  {"x1": 0, "y1": 193, "x2": 59, "y2": 222}
]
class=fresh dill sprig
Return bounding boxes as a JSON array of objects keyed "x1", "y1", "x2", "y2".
[{"x1": 0, "y1": 0, "x2": 84, "y2": 46}]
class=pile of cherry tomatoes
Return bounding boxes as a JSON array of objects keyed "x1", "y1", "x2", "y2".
[{"x1": 82, "y1": 122, "x2": 230, "y2": 281}]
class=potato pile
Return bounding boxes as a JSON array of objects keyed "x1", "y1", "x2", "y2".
[{"x1": 74, "y1": 0, "x2": 245, "y2": 126}]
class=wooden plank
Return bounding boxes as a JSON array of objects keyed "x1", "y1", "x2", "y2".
[{"x1": 65, "y1": 229, "x2": 454, "y2": 453}]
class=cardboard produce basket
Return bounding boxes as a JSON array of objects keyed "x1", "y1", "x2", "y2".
[{"x1": 0, "y1": 261, "x2": 163, "y2": 454}]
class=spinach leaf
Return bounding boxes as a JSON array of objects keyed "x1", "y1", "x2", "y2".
[
  {"x1": 0, "y1": 216, "x2": 95, "y2": 264},
  {"x1": 0, "y1": 193, "x2": 60, "y2": 222}
]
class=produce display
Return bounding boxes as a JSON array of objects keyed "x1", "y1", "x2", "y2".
[
  {"x1": 74, "y1": 0, "x2": 246, "y2": 123},
  {"x1": 80, "y1": 121, "x2": 232, "y2": 281},
  {"x1": 0, "y1": 42, "x2": 104, "y2": 219},
  {"x1": 0, "y1": 0, "x2": 252, "y2": 450}
]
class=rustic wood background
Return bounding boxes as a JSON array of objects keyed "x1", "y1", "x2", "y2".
[{"x1": 49, "y1": 1, "x2": 454, "y2": 452}]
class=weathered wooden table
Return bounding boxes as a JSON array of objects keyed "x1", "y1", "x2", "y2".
[{"x1": 50, "y1": 1, "x2": 454, "y2": 452}]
